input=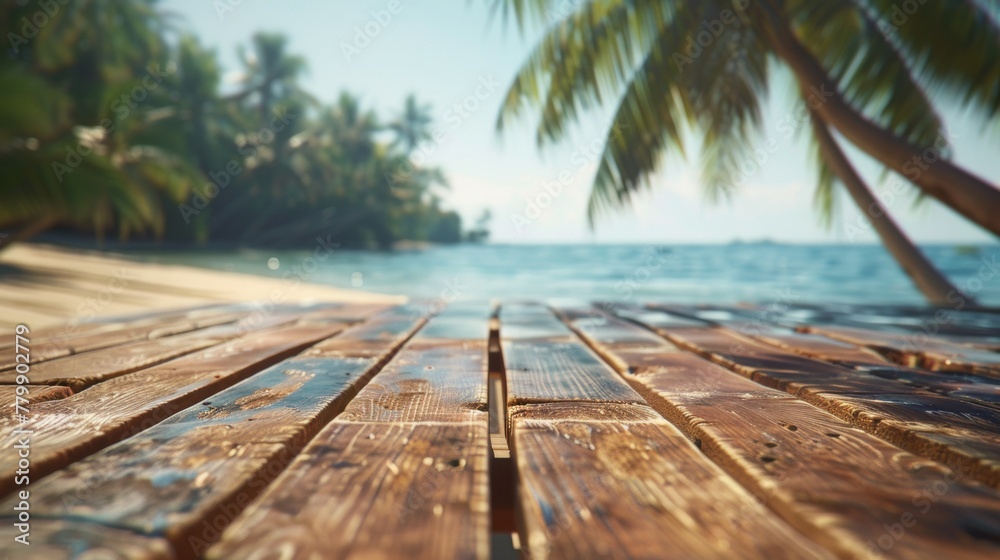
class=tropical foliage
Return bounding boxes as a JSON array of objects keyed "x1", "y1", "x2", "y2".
[
  {"x1": 0, "y1": 0, "x2": 467, "y2": 249},
  {"x1": 491, "y1": 0, "x2": 1000, "y2": 304}
]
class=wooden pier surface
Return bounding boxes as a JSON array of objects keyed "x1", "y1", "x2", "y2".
[{"x1": 0, "y1": 295, "x2": 999, "y2": 558}]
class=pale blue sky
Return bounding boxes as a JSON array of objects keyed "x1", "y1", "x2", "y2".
[{"x1": 163, "y1": 0, "x2": 999, "y2": 244}]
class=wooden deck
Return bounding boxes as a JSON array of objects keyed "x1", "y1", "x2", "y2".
[{"x1": 2, "y1": 298, "x2": 1000, "y2": 559}]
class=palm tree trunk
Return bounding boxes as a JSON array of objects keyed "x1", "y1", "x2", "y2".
[
  {"x1": 810, "y1": 115, "x2": 970, "y2": 307},
  {"x1": 0, "y1": 216, "x2": 58, "y2": 253},
  {"x1": 756, "y1": 0, "x2": 1000, "y2": 238}
]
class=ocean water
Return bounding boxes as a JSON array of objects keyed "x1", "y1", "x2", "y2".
[{"x1": 132, "y1": 243, "x2": 1000, "y2": 308}]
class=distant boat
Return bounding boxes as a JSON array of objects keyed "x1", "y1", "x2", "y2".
[
  {"x1": 955, "y1": 245, "x2": 981, "y2": 256},
  {"x1": 729, "y1": 238, "x2": 778, "y2": 246}
]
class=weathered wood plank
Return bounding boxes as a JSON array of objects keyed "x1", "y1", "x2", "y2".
[
  {"x1": 338, "y1": 341, "x2": 487, "y2": 423},
  {"x1": 0, "y1": 305, "x2": 428, "y2": 558},
  {"x1": 563, "y1": 306, "x2": 1000, "y2": 558},
  {"x1": 209, "y1": 304, "x2": 491, "y2": 559},
  {"x1": 624, "y1": 309, "x2": 1000, "y2": 489},
  {"x1": 501, "y1": 303, "x2": 642, "y2": 408},
  {"x1": 0, "y1": 303, "x2": 385, "y2": 390},
  {"x1": 703, "y1": 301, "x2": 1000, "y2": 343},
  {"x1": 208, "y1": 422, "x2": 490, "y2": 560},
  {"x1": 503, "y1": 340, "x2": 644, "y2": 406},
  {"x1": 0, "y1": 520, "x2": 174, "y2": 559},
  {"x1": 512, "y1": 418, "x2": 829, "y2": 559},
  {"x1": 508, "y1": 401, "x2": 664, "y2": 424},
  {"x1": 499, "y1": 301, "x2": 577, "y2": 342},
  {"x1": 751, "y1": 330, "x2": 893, "y2": 367},
  {"x1": 0, "y1": 322, "x2": 350, "y2": 499},
  {"x1": 752, "y1": 330, "x2": 1000, "y2": 411},
  {"x1": 302, "y1": 305, "x2": 429, "y2": 360},
  {"x1": 0, "y1": 304, "x2": 250, "y2": 371},
  {"x1": 501, "y1": 304, "x2": 828, "y2": 558},
  {"x1": 804, "y1": 325, "x2": 1000, "y2": 377},
  {"x1": 817, "y1": 392, "x2": 1000, "y2": 483},
  {"x1": 338, "y1": 303, "x2": 490, "y2": 423},
  {"x1": 0, "y1": 314, "x2": 302, "y2": 390},
  {"x1": 0, "y1": 385, "x2": 72, "y2": 418}
]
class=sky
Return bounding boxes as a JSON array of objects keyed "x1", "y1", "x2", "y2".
[{"x1": 162, "y1": 0, "x2": 1000, "y2": 244}]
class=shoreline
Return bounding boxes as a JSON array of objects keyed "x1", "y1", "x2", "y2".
[{"x1": 0, "y1": 243, "x2": 405, "y2": 330}]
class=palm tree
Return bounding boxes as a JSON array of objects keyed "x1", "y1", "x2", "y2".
[
  {"x1": 491, "y1": 0, "x2": 998, "y2": 304},
  {"x1": 809, "y1": 114, "x2": 967, "y2": 305},
  {"x1": 388, "y1": 94, "x2": 434, "y2": 152},
  {"x1": 238, "y1": 33, "x2": 309, "y2": 122},
  {"x1": 0, "y1": 3, "x2": 462, "y2": 252},
  {"x1": 0, "y1": 0, "x2": 197, "y2": 249}
]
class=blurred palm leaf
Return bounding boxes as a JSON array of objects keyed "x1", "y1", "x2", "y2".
[{"x1": 491, "y1": 0, "x2": 1000, "y2": 225}]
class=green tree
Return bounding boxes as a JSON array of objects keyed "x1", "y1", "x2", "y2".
[
  {"x1": 0, "y1": 0, "x2": 199, "y2": 249},
  {"x1": 238, "y1": 32, "x2": 309, "y2": 122},
  {"x1": 0, "y1": 4, "x2": 462, "y2": 253},
  {"x1": 388, "y1": 94, "x2": 434, "y2": 153}
]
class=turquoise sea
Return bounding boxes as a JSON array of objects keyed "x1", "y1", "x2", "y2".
[{"x1": 132, "y1": 243, "x2": 1000, "y2": 308}]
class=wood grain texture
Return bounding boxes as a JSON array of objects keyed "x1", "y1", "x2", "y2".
[
  {"x1": 339, "y1": 304, "x2": 491, "y2": 423},
  {"x1": 500, "y1": 302, "x2": 577, "y2": 342},
  {"x1": 509, "y1": 305, "x2": 827, "y2": 558},
  {"x1": 0, "y1": 308, "x2": 428, "y2": 559},
  {"x1": 0, "y1": 304, "x2": 246, "y2": 371},
  {"x1": 339, "y1": 341, "x2": 488, "y2": 423},
  {"x1": 0, "y1": 520, "x2": 174, "y2": 559},
  {"x1": 754, "y1": 330, "x2": 1000, "y2": 411},
  {"x1": 503, "y1": 340, "x2": 643, "y2": 406},
  {"x1": 207, "y1": 304, "x2": 491, "y2": 558},
  {"x1": 0, "y1": 385, "x2": 73, "y2": 418},
  {"x1": 0, "y1": 303, "x2": 388, "y2": 390},
  {"x1": 680, "y1": 397, "x2": 1000, "y2": 559},
  {"x1": 0, "y1": 313, "x2": 314, "y2": 390},
  {"x1": 508, "y1": 402, "x2": 665, "y2": 424},
  {"x1": 817, "y1": 392, "x2": 1000, "y2": 487},
  {"x1": 501, "y1": 303, "x2": 642, "y2": 407},
  {"x1": 0, "y1": 322, "x2": 348, "y2": 499},
  {"x1": 512, "y1": 418, "x2": 829, "y2": 559},
  {"x1": 566, "y1": 310, "x2": 1000, "y2": 558},
  {"x1": 751, "y1": 331, "x2": 892, "y2": 367},
  {"x1": 805, "y1": 325, "x2": 1000, "y2": 377},
  {"x1": 303, "y1": 303, "x2": 429, "y2": 360},
  {"x1": 632, "y1": 313, "x2": 1000, "y2": 489},
  {"x1": 208, "y1": 422, "x2": 490, "y2": 560}
]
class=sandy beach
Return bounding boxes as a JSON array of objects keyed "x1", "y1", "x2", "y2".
[{"x1": 0, "y1": 244, "x2": 405, "y2": 330}]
